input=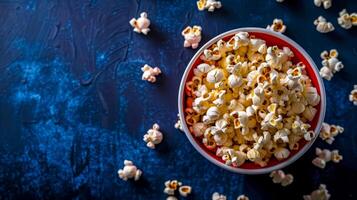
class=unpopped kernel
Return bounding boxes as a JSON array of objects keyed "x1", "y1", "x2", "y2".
[
  {"x1": 303, "y1": 184, "x2": 331, "y2": 200},
  {"x1": 314, "y1": 16, "x2": 334, "y2": 33},
  {"x1": 349, "y1": 85, "x2": 357, "y2": 106},
  {"x1": 118, "y1": 160, "x2": 142, "y2": 181},
  {"x1": 266, "y1": 18, "x2": 286, "y2": 33},
  {"x1": 129, "y1": 12, "x2": 150, "y2": 35},
  {"x1": 143, "y1": 123, "x2": 163, "y2": 149},
  {"x1": 185, "y1": 31, "x2": 321, "y2": 167}
]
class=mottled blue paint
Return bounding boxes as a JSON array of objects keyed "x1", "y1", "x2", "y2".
[{"x1": 0, "y1": 0, "x2": 356, "y2": 200}]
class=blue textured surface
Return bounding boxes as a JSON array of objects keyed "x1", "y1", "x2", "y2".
[{"x1": 0, "y1": 0, "x2": 356, "y2": 199}]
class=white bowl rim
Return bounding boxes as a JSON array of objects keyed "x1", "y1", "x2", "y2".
[{"x1": 178, "y1": 27, "x2": 326, "y2": 175}]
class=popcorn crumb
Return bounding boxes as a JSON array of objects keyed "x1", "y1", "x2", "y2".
[
  {"x1": 141, "y1": 64, "x2": 161, "y2": 83},
  {"x1": 270, "y1": 170, "x2": 294, "y2": 186},
  {"x1": 129, "y1": 12, "x2": 150, "y2": 35},
  {"x1": 314, "y1": 0, "x2": 332, "y2": 9},
  {"x1": 338, "y1": 9, "x2": 357, "y2": 29},
  {"x1": 319, "y1": 49, "x2": 343, "y2": 80},
  {"x1": 266, "y1": 18, "x2": 286, "y2": 33},
  {"x1": 182, "y1": 25, "x2": 202, "y2": 49},
  {"x1": 303, "y1": 184, "x2": 331, "y2": 200},
  {"x1": 319, "y1": 122, "x2": 344, "y2": 144},
  {"x1": 349, "y1": 85, "x2": 357, "y2": 106},
  {"x1": 212, "y1": 192, "x2": 227, "y2": 200},
  {"x1": 314, "y1": 16, "x2": 334, "y2": 33},
  {"x1": 118, "y1": 160, "x2": 142, "y2": 181},
  {"x1": 143, "y1": 123, "x2": 163, "y2": 149},
  {"x1": 197, "y1": 0, "x2": 222, "y2": 12}
]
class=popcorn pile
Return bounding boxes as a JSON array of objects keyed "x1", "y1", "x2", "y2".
[
  {"x1": 318, "y1": 49, "x2": 344, "y2": 81},
  {"x1": 312, "y1": 147, "x2": 343, "y2": 169},
  {"x1": 184, "y1": 31, "x2": 321, "y2": 167}
]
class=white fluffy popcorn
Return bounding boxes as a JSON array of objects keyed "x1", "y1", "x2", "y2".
[
  {"x1": 303, "y1": 184, "x2": 331, "y2": 200},
  {"x1": 314, "y1": 0, "x2": 332, "y2": 9},
  {"x1": 141, "y1": 64, "x2": 161, "y2": 83},
  {"x1": 314, "y1": 16, "x2": 334, "y2": 33},
  {"x1": 212, "y1": 192, "x2": 227, "y2": 200},
  {"x1": 164, "y1": 180, "x2": 182, "y2": 195},
  {"x1": 143, "y1": 123, "x2": 163, "y2": 149},
  {"x1": 270, "y1": 170, "x2": 294, "y2": 186},
  {"x1": 197, "y1": 0, "x2": 222, "y2": 12},
  {"x1": 166, "y1": 196, "x2": 178, "y2": 200},
  {"x1": 312, "y1": 147, "x2": 343, "y2": 169},
  {"x1": 319, "y1": 122, "x2": 344, "y2": 144},
  {"x1": 266, "y1": 18, "x2": 286, "y2": 33},
  {"x1": 129, "y1": 12, "x2": 150, "y2": 35},
  {"x1": 179, "y1": 185, "x2": 192, "y2": 197},
  {"x1": 118, "y1": 160, "x2": 142, "y2": 181},
  {"x1": 338, "y1": 9, "x2": 357, "y2": 29},
  {"x1": 175, "y1": 114, "x2": 184, "y2": 131},
  {"x1": 349, "y1": 85, "x2": 357, "y2": 106},
  {"x1": 319, "y1": 49, "x2": 343, "y2": 80},
  {"x1": 185, "y1": 31, "x2": 320, "y2": 167},
  {"x1": 182, "y1": 26, "x2": 202, "y2": 49},
  {"x1": 237, "y1": 195, "x2": 249, "y2": 200}
]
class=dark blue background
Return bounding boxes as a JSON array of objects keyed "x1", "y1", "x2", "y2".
[{"x1": 0, "y1": 0, "x2": 356, "y2": 199}]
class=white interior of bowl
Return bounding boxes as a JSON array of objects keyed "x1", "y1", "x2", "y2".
[{"x1": 178, "y1": 27, "x2": 326, "y2": 175}]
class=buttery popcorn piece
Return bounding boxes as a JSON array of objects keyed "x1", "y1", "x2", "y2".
[
  {"x1": 270, "y1": 170, "x2": 294, "y2": 186},
  {"x1": 319, "y1": 122, "x2": 344, "y2": 144},
  {"x1": 118, "y1": 160, "x2": 142, "y2": 181},
  {"x1": 314, "y1": 0, "x2": 332, "y2": 9},
  {"x1": 319, "y1": 49, "x2": 344, "y2": 80},
  {"x1": 312, "y1": 147, "x2": 343, "y2": 169},
  {"x1": 212, "y1": 192, "x2": 227, "y2": 200},
  {"x1": 237, "y1": 195, "x2": 250, "y2": 200},
  {"x1": 164, "y1": 180, "x2": 182, "y2": 195},
  {"x1": 143, "y1": 123, "x2": 163, "y2": 149},
  {"x1": 185, "y1": 32, "x2": 320, "y2": 167},
  {"x1": 197, "y1": 0, "x2": 222, "y2": 12},
  {"x1": 141, "y1": 64, "x2": 161, "y2": 83},
  {"x1": 349, "y1": 85, "x2": 357, "y2": 105},
  {"x1": 182, "y1": 25, "x2": 202, "y2": 49},
  {"x1": 314, "y1": 16, "x2": 334, "y2": 33},
  {"x1": 129, "y1": 12, "x2": 150, "y2": 35},
  {"x1": 179, "y1": 185, "x2": 192, "y2": 197},
  {"x1": 338, "y1": 9, "x2": 357, "y2": 29},
  {"x1": 303, "y1": 184, "x2": 331, "y2": 200},
  {"x1": 266, "y1": 18, "x2": 286, "y2": 33}
]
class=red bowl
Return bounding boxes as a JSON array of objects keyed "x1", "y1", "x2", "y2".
[{"x1": 178, "y1": 27, "x2": 326, "y2": 174}]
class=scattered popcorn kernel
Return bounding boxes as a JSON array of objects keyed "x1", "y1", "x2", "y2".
[
  {"x1": 175, "y1": 114, "x2": 184, "y2": 132},
  {"x1": 338, "y1": 9, "x2": 357, "y2": 29},
  {"x1": 319, "y1": 49, "x2": 343, "y2": 80},
  {"x1": 197, "y1": 0, "x2": 222, "y2": 12},
  {"x1": 237, "y1": 194, "x2": 250, "y2": 200},
  {"x1": 270, "y1": 170, "x2": 294, "y2": 186},
  {"x1": 143, "y1": 123, "x2": 163, "y2": 149},
  {"x1": 179, "y1": 185, "x2": 192, "y2": 197},
  {"x1": 185, "y1": 32, "x2": 320, "y2": 167},
  {"x1": 314, "y1": 0, "x2": 332, "y2": 9},
  {"x1": 314, "y1": 16, "x2": 334, "y2": 33},
  {"x1": 303, "y1": 184, "x2": 331, "y2": 200},
  {"x1": 266, "y1": 18, "x2": 287, "y2": 33},
  {"x1": 129, "y1": 12, "x2": 150, "y2": 35},
  {"x1": 349, "y1": 85, "x2": 357, "y2": 106},
  {"x1": 319, "y1": 122, "x2": 343, "y2": 144},
  {"x1": 166, "y1": 196, "x2": 178, "y2": 200},
  {"x1": 164, "y1": 180, "x2": 182, "y2": 195},
  {"x1": 312, "y1": 147, "x2": 342, "y2": 168},
  {"x1": 212, "y1": 192, "x2": 227, "y2": 200},
  {"x1": 182, "y1": 25, "x2": 202, "y2": 49},
  {"x1": 118, "y1": 160, "x2": 142, "y2": 181},
  {"x1": 141, "y1": 64, "x2": 161, "y2": 83}
]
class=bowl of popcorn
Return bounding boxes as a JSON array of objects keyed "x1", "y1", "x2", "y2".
[{"x1": 178, "y1": 27, "x2": 326, "y2": 174}]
